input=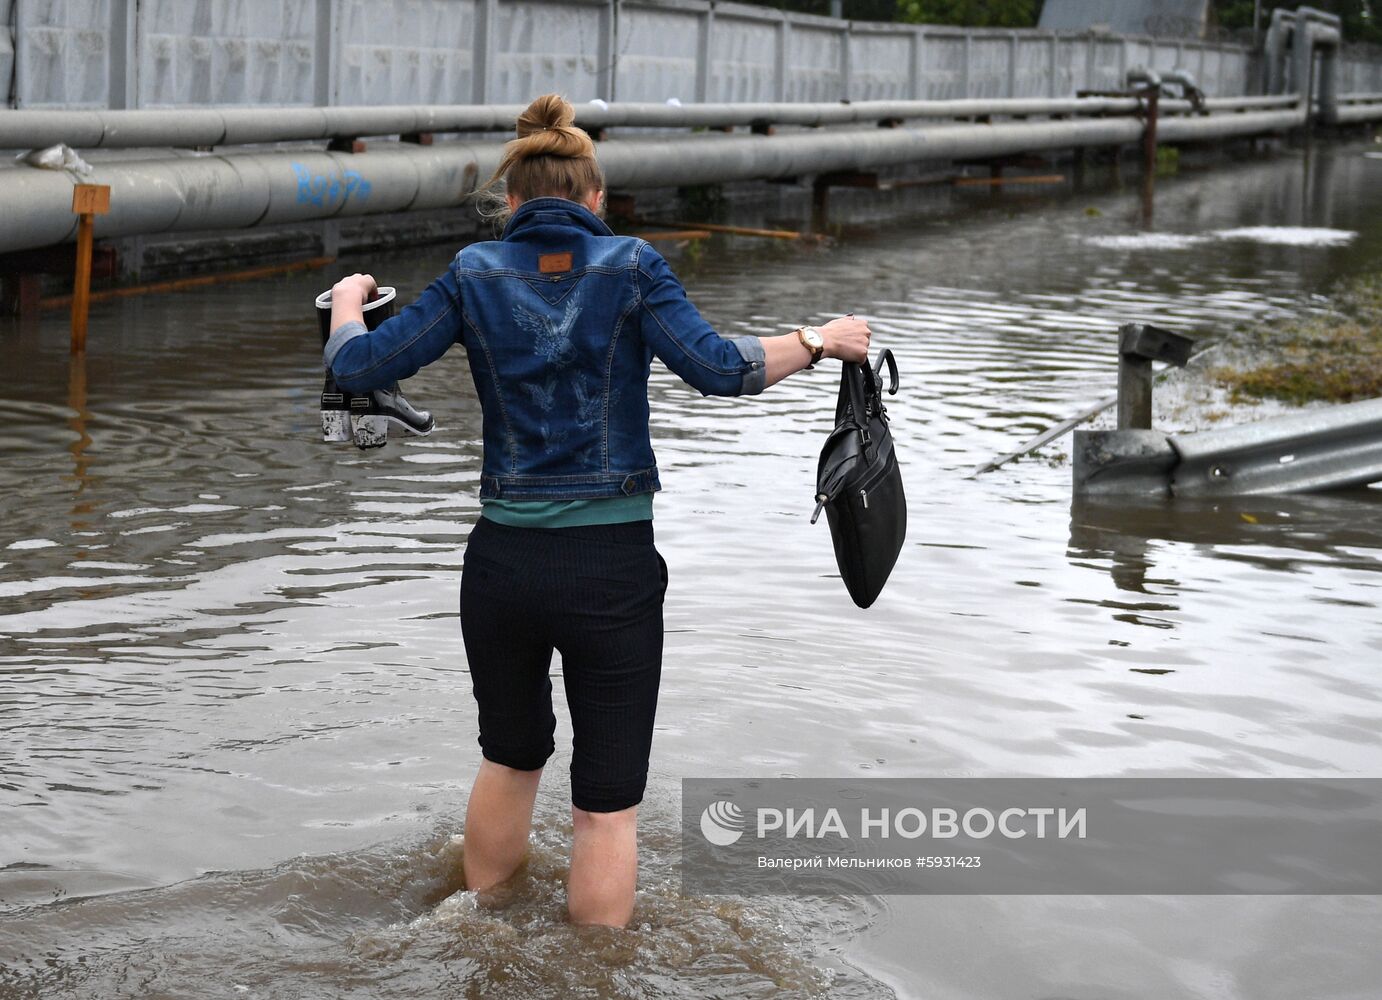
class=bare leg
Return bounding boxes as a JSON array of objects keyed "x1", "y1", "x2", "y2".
[
  {"x1": 462, "y1": 759, "x2": 543, "y2": 891},
  {"x1": 568, "y1": 804, "x2": 638, "y2": 927}
]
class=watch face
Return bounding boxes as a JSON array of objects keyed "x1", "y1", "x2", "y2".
[{"x1": 804, "y1": 327, "x2": 824, "y2": 349}]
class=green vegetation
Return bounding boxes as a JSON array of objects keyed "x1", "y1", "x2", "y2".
[
  {"x1": 1155, "y1": 145, "x2": 1180, "y2": 177},
  {"x1": 1215, "y1": 2, "x2": 1381, "y2": 45},
  {"x1": 1213, "y1": 273, "x2": 1382, "y2": 405},
  {"x1": 896, "y1": 0, "x2": 1038, "y2": 27},
  {"x1": 752, "y1": 0, "x2": 1379, "y2": 42}
]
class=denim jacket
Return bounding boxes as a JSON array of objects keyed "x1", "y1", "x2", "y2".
[{"x1": 324, "y1": 197, "x2": 766, "y2": 500}]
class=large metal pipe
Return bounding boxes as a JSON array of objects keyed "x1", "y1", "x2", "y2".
[
  {"x1": 0, "y1": 105, "x2": 1313, "y2": 256},
  {"x1": 0, "y1": 96, "x2": 1296, "y2": 152},
  {"x1": 1265, "y1": 7, "x2": 1295, "y2": 94},
  {"x1": 1330, "y1": 100, "x2": 1382, "y2": 123},
  {"x1": 1264, "y1": 7, "x2": 1343, "y2": 122}
]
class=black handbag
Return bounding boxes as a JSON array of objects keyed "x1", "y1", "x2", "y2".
[{"x1": 811, "y1": 349, "x2": 906, "y2": 609}]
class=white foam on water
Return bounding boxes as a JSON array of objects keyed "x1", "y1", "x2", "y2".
[
  {"x1": 1084, "y1": 227, "x2": 1358, "y2": 251},
  {"x1": 6, "y1": 538, "x2": 58, "y2": 550},
  {"x1": 1211, "y1": 226, "x2": 1358, "y2": 246},
  {"x1": 1083, "y1": 233, "x2": 1211, "y2": 250}
]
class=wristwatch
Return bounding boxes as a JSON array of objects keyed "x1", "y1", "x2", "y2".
[{"x1": 796, "y1": 326, "x2": 825, "y2": 367}]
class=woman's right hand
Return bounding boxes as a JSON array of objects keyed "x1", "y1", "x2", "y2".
[
  {"x1": 820, "y1": 316, "x2": 872, "y2": 364},
  {"x1": 333, "y1": 272, "x2": 378, "y2": 306}
]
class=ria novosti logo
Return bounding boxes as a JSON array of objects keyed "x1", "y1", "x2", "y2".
[{"x1": 699, "y1": 800, "x2": 746, "y2": 846}]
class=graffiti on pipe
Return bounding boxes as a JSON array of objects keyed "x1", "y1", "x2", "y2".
[{"x1": 292, "y1": 163, "x2": 372, "y2": 208}]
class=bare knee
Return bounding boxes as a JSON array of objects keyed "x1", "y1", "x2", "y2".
[{"x1": 572, "y1": 804, "x2": 638, "y2": 835}]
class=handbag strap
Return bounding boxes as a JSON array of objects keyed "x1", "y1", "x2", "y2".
[{"x1": 873, "y1": 348, "x2": 899, "y2": 395}]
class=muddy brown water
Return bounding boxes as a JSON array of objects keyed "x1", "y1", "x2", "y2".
[{"x1": 2, "y1": 143, "x2": 1381, "y2": 999}]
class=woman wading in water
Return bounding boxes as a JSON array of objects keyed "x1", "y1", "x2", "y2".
[{"x1": 324, "y1": 93, "x2": 870, "y2": 927}]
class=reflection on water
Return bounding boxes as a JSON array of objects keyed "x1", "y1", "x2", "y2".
[
  {"x1": 1070, "y1": 492, "x2": 1382, "y2": 594},
  {"x1": 2, "y1": 143, "x2": 1382, "y2": 998}
]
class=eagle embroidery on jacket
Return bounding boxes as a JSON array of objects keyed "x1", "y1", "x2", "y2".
[{"x1": 512, "y1": 296, "x2": 580, "y2": 367}]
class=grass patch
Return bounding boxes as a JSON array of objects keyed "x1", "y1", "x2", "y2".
[{"x1": 1212, "y1": 272, "x2": 1382, "y2": 405}]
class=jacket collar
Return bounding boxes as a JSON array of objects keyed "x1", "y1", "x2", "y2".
[{"x1": 501, "y1": 196, "x2": 615, "y2": 241}]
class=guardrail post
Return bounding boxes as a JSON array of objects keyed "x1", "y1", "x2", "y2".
[{"x1": 1117, "y1": 323, "x2": 1193, "y2": 430}]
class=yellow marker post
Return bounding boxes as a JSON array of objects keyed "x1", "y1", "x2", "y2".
[{"x1": 70, "y1": 184, "x2": 111, "y2": 353}]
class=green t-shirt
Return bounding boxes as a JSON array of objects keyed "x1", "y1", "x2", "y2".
[{"x1": 480, "y1": 493, "x2": 654, "y2": 528}]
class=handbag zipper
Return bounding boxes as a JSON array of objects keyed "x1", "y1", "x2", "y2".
[
  {"x1": 853, "y1": 449, "x2": 896, "y2": 495},
  {"x1": 812, "y1": 451, "x2": 894, "y2": 524}
]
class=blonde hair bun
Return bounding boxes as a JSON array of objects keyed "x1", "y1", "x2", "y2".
[
  {"x1": 482, "y1": 93, "x2": 605, "y2": 211},
  {"x1": 511, "y1": 94, "x2": 594, "y2": 160}
]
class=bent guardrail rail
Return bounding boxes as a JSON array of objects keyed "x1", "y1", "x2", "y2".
[{"x1": 1075, "y1": 397, "x2": 1382, "y2": 497}]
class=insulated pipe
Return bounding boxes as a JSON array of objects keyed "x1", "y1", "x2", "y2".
[
  {"x1": 0, "y1": 96, "x2": 1289, "y2": 151},
  {"x1": 1265, "y1": 8, "x2": 1294, "y2": 94},
  {"x1": 1203, "y1": 95, "x2": 1300, "y2": 109},
  {"x1": 1126, "y1": 66, "x2": 1163, "y2": 89},
  {"x1": 1266, "y1": 7, "x2": 1341, "y2": 122},
  {"x1": 1156, "y1": 106, "x2": 1305, "y2": 141},
  {"x1": 0, "y1": 107, "x2": 1312, "y2": 255},
  {"x1": 1330, "y1": 101, "x2": 1382, "y2": 123},
  {"x1": 1294, "y1": 19, "x2": 1342, "y2": 123}
]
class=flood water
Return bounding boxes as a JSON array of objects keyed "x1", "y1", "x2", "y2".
[{"x1": 3, "y1": 142, "x2": 1381, "y2": 999}]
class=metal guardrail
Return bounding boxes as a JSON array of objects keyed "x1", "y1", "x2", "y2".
[
  {"x1": 1073, "y1": 326, "x2": 1382, "y2": 497},
  {"x1": 1171, "y1": 398, "x2": 1382, "y2": 496}
]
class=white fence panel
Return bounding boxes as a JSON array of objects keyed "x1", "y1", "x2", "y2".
[
  {"x1": 968, "y1": 34, "x2": 1009, "y2": 98},
  {"x1": 848, "y1": 30, "x2": 912, "y2": 100},
  {"x1": 786, "y1": 24, "x2": 844, "y2": 101},
  {"x1": 337, "y1": 0, "x2": 477, "y2": 107},
  {"x1": 709, "y1": 10, "x2": 777, "y2": 102},
  {"x1": 1090, "y1": 37, "x2": 1126, "y2": 90},
  {"x1": 492, "y1": 1, "x2": 604, "y2": 104},
  {"x1": 136, "y1": 0, "x2": 314, "y2": 108},
  {"x1": 617, "y1": 4, "x2": 700, "y2": 103},
  {"x1": 16, "y1": 0, "x2": 110, "y2": 108},
  {"x1": 922, "y1": 32, "x2": 965, "y2": 99},
  {"x1": 1055, "y1": 36, "x2": 1083, "y2": 94},
  {"x1": 1014, "y1": 34, "x2": 1049, "y2": 97}
]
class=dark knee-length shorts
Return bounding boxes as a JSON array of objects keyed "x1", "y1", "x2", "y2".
[{"x1": 459, "y1": 515, "x2": 668, "y2": 813}]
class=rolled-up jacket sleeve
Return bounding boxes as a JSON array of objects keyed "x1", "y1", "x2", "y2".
[
  {"x1": 324, "y1": 268, "x2": 464, "y2": 393},
  {"x1": 635, "y1": 244, "x2": 766, "y2": 398}
]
